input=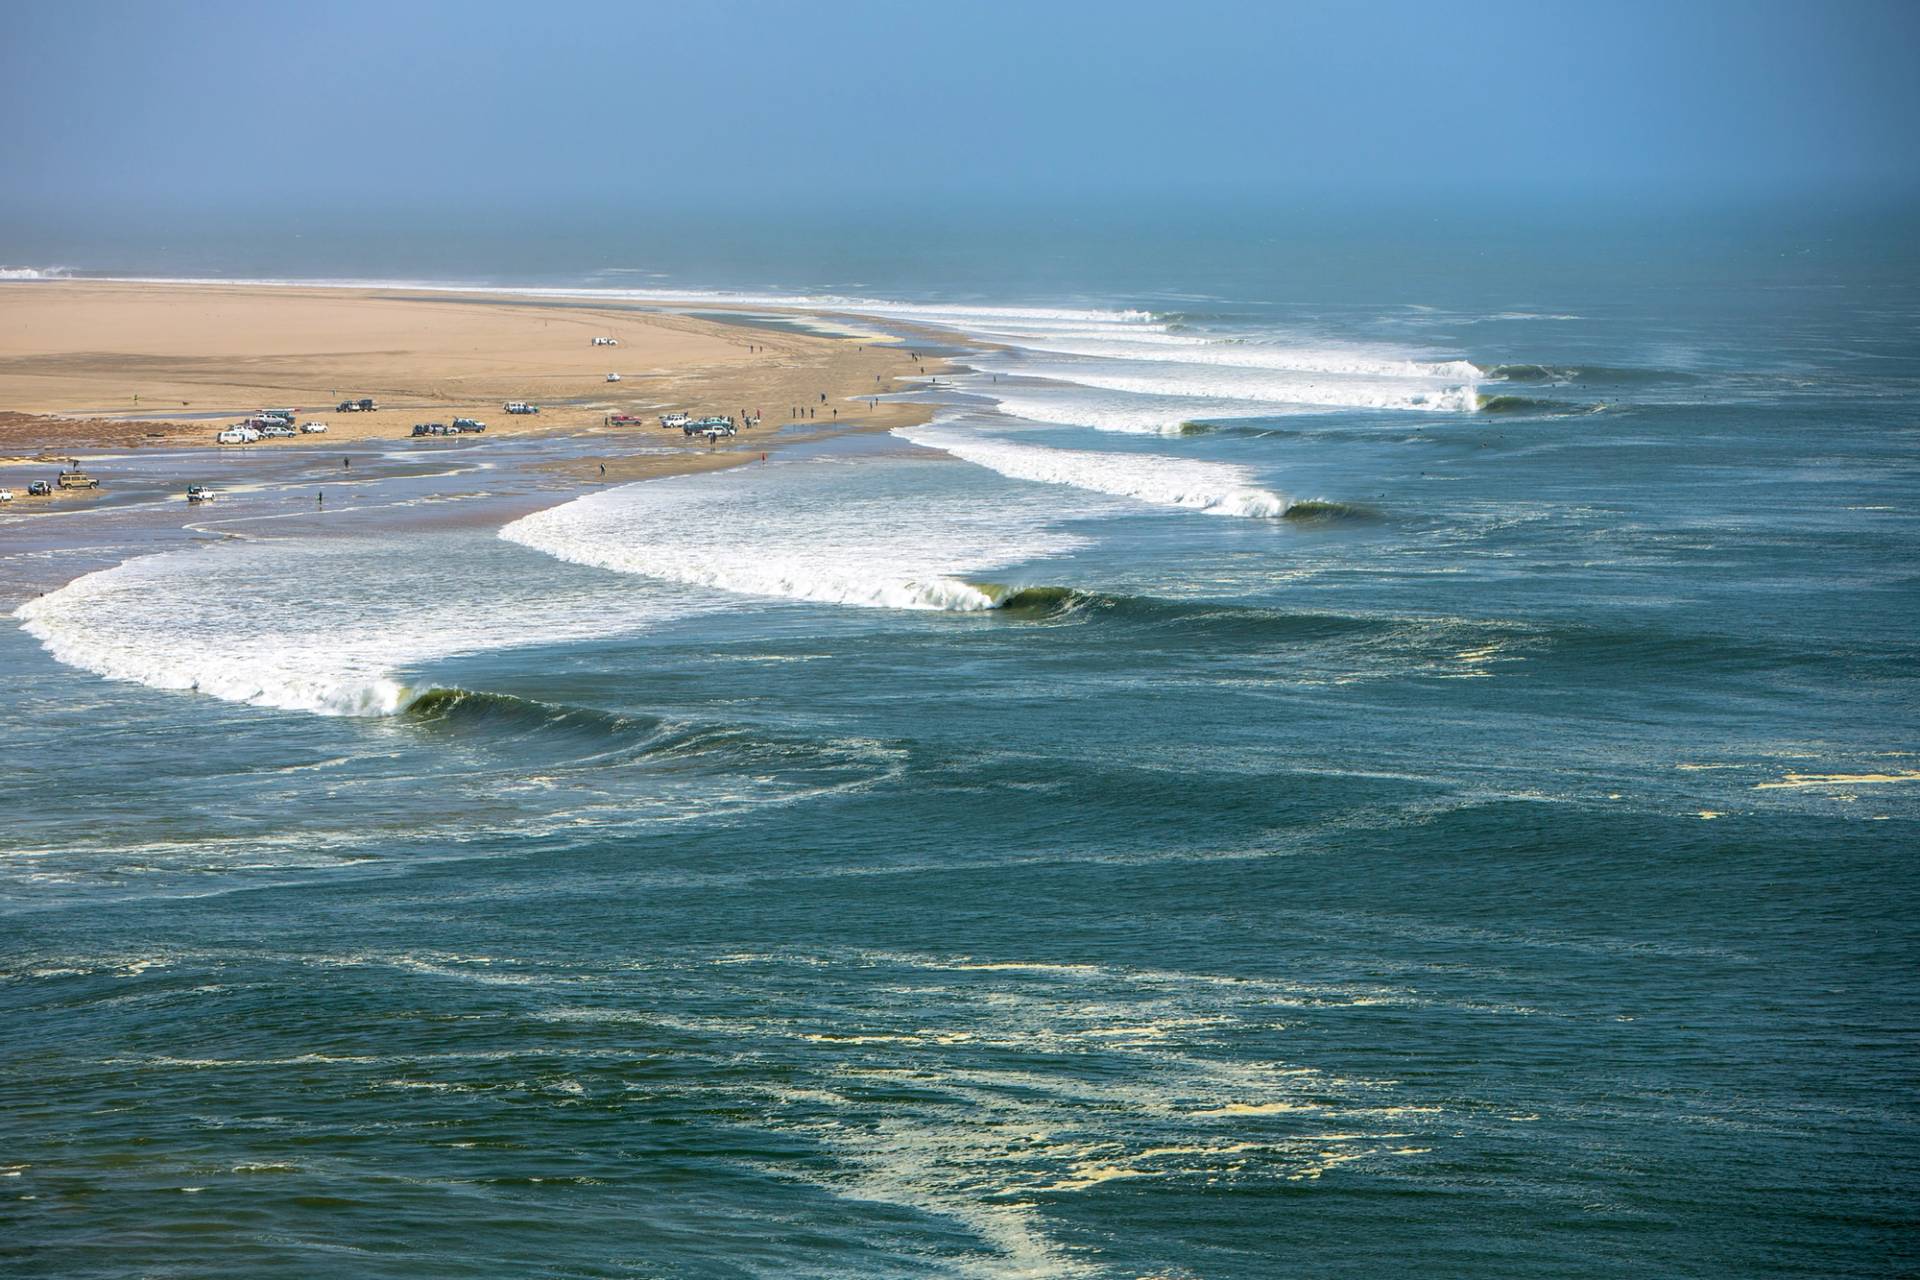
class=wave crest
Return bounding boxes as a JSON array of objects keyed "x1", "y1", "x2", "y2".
[
  {"x1": 896, "y1": 425, "x2": 1293, "y2": 519},
  {"x1": 501, "y1": 457, "x2": 1091, "y2": 612}
]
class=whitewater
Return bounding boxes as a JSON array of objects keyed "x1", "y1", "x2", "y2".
[
  {"x1": 895, "y1": 423, "x2": 1293, "y2": 518},
  {"x1": 502, "y1": 455, "x2": 1102, "y2": 612},
  {"x1": 14, "y1": 535, "x2": 705, "y2": 716}
]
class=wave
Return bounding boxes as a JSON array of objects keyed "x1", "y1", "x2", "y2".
[
  {"x1": 1475, "y1": 393, "x2": 1601, "y2": 415},
  {"x1": 896, "y1": 425, "x2": 1293, "y2": 518},
  {"x1": 404, "y1": 687, "x2": 881, "y2": 766},
  {"x1": 977, "y1": 330, "x2": 1480, "y2": 381},
  {"x1": 1486, "y1": 363, "x2": 1694, "y2": 387},
  {"x1": 1000, "y1": 355, "x2": 1478, "y2": 413},
  {"x1": 980, "y1": 590, "x2": 1393, "y2": 636},
  {"x1": 501, "y1": 455, "x2": 1097, "y2": 613},
  {"x1": 0, "y1": 265, "x2": 72, "y2": 281},
  {"x1": 402, "y1": 686, "x2": 646, "y2": 739},
  {"x1": 986, "y1": 386, "x2": 1279, "y2": 435},
  {"x1": 14, "y1": 534, "x2": 698, "y2": 716},
  {"x1": 1282, "y1": 498, "x2": 1374, "y2": 520},
  {"x1": 975, "y1": 591, "x2": 1829, "y2": 689}
]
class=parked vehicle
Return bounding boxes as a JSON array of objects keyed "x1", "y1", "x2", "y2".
[
  {"x1": 335, "y1": 397, "x2": 377, "y2": 412},
  {"x1": 505, "y1": 401, "x2": 539, "y2": 414},
  {"x1": 592, "y1": 336, "x2": 619, "y2": 347},
  {"x1": 186, "y1": 484, "x2": 213, "y2": 503},
  {"x1": 0, "y1": 489, "x2": 13, "y2": 503},
  {"x1": 659, "y1": 412, "x2": 691, "y2": 429},
  {"x1": 58, "y1": 469, "x2": 100, "y2": 489},
  {"x1": 411, "y1": 422, "x2": 450, "y2": 436},
  {"x1": 301, "y1": 421, "x2": 329, "y2": 433},
  {"x1": 217, "y1": 427, "x2": 256, "y2": 444},
  {"x1": 261, "y1": 425, "x2": 297, "y2": 439},
  {"x1": 27, "y1": 481, "x2": 52, "y2": 496},
  {"x1": 451, "y1": 417, "x2": 486, "y2": 433},
  {"x1": 605, "y1": 373, "x2": 621, "y2": 383},
  {"x1": 605, "y1": 413, "x2": 645, "y2": 426}
]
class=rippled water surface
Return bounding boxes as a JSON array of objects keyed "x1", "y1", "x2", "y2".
[{"x1": 4, "y1": 228, "x2": 1917, "y2": 1277}]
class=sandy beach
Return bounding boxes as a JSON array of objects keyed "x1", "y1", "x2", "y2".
[{"x1": 0, "y1": 280, "x2": 941, "y2": 477}]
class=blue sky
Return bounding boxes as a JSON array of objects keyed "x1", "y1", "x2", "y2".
[{"x1": 2, "y1": 0, "x2": 1917, "y2": 217}]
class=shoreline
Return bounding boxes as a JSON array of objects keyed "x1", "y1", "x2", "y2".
[
  {"x1": 0, "y1": 278, "x2": 952, "y2": 450},
  {"x1": 0, "y1": 278, "x2": 964, "y2": 602}
]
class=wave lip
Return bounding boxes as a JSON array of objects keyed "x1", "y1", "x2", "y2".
[
  {"x1": 1476, "y1": 393, "x2": 1597, "y2": 415},
  {"x1": 896, "y1": 425, "x2": 1292, "y2": 519}
]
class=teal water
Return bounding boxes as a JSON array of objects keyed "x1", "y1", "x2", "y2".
[{"x1": 2, "y1": 215, "x2": 1917, "y2": 1277}]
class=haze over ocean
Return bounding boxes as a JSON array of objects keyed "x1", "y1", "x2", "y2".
[{"x1": 3, "y1": 3, "x2": 1917, "y2": 1277}]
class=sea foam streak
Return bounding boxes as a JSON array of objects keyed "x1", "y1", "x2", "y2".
[
  {"x1": 896, "y1": 425, "x2": 1291, "y2": 518},
  {"x1": 502, "y1": 456, "x2": 1096, "y2": 611},
  {"x1": 16, "y1": 535, "x2": 694, "y2": 715}
]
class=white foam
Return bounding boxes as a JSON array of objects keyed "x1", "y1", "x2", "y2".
[
  {"x1": 981, "y1": 330, "x2": 1480, "y2": 381},
  {"x1": 999, "y1": 354, "x2": 1478, "y2": 413},
  {"x1": 0, "y1": 265, "x2": 72, "y2": 281},
  {"x1": 15, "y1": 533, "x2": 693, "y2": 715},
  {"x1": 501, "y1": 456, "x2": 1095, "y2": 612},
  {"x1": 984, "y1": 386, "x2": 1277, "y2": 434},
  {"x1": 897, "y1": 425, "x2": 1290, "y2": 519}
]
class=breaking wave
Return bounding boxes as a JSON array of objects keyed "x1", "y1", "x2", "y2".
[
  {"x1": 1476, "y1": 393, "x2": 1601, "y2": 415},
  {"x1": 986, "y1": 386, "x2": 1278, "y2": 435},
  {"x1": 14, "y1": 534, "x2": 699, "y2": 716},
  {"x1": 998, "y1": 355, "x2": 1479, "y2": 414},
  {"x1": 895, "y1": 424, "x2": 1292, "y2": 518},
  {"x1": 984, "y1": 330, "x2": 1480, "y2": 381},
  {"x1": 0, "y1": 265, "x2": 73, "y2": 281},
  {"x1": 402, "y1": 686, "x2": 650, "y2": 740},
  {"x1": 502, "y1": 455, "x2": 1099, "y2": 613},
  {"x1": 978, "y1": 589, "x2": 1392, "y2": 634}
]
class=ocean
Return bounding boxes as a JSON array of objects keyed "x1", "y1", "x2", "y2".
[{"x1": 3, "y1": 206, "x2": 1917, "y2": 1277}]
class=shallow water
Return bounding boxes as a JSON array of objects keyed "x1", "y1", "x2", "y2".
[{"x1": 3, "y1": 226, "x2": 1917, "y2": 1277}]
